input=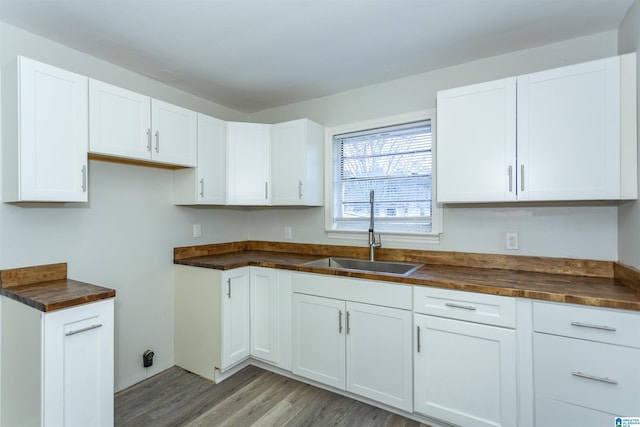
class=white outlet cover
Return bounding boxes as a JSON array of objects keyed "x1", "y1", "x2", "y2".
[
  {"x1": 193, "y1": 224, "x2": 202, "y2": 238},
  {"x1": 505, "y1": 232, "x2": 519, "y2": 250}
]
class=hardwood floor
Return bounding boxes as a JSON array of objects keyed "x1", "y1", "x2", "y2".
[{"x1": 115, "y1": 365, "x2": 431, "y2": 427}]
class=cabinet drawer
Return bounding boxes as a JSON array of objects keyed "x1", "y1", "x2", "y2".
[
  {"x1": 413, "y1": 286, "x2": 516, "y2": 328},
  {"x1": 533, "y1": 301, "x2": 640, "y2": 347},
  {"x1": 535, "y1": 396, "x2": 619, "y2": 427},
  {"x1": 533, "y1": 333, "x2": 640, "y2": 415}
]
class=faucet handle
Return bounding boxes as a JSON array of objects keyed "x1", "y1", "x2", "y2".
[{"x1": 374, "y1": 233, "x2": 382, "y2": 248}]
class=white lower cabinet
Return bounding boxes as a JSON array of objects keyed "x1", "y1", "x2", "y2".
[
  {"x1": 292, "y1": 292, "x2": 413, "y2": 412},
  {"x1": 175, "y1": 265, "x2": 291, "y2": 381},
  {"x1": 175, "y1": 265, "x2": 250, "y2": 379},
  {"x1": 221, "y1": 268, "x2": 251, "y2": 369},
  {"x1": 532, "y1": 301, "x2": 640, "y2": 426},
  {"x1": 250, "y1": 267, "x2": 292, "y2": 370},
  {"x1": 413, "y1": 314, "x2": 517, "y2": 427},
  {"x1": 413, "y1": 286, "x2": 517, "y2": 427},
  {"x1": 1, "y1": 297, "x2": 114, "y2": 427}
]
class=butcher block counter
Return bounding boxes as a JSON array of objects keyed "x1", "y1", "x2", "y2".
[
  {"x1": 175, "y1": 241, "x2": 640, "y2": 311},
  {"x1": 0, "y1": 262, "x2": 115, "y2": 312}
]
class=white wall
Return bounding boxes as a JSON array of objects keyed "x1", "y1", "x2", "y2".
[
  {"x1": 0, "y1": 22, "x2": 250, "y2": 391},
  {"x1": 618, "y1": 0, "x2": 640, "y2": 270},
  {"x1": 249, "y1": 31, "x2": 623, "y2": 261}
]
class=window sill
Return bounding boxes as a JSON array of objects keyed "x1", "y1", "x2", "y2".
[{"x1": 326, "y1": 230, "x2": 441, "y2": 248}]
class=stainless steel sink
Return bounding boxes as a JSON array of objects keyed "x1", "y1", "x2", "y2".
[{"x1": 303, "y1": 257, "x2": 422, "y2": 276}]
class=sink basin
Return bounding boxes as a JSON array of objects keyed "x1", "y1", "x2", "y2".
[{"x1": 303, "y1": 257, "x2": 422, "y2": 276}]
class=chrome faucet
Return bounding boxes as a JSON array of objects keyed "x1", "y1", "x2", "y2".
[{"x1": 369, "y1": 190, "x2": 381, "y2": 261}]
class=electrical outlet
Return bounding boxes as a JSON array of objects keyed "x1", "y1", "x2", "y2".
[
  {"x1": 193, "y1": 224, "x2": 202, "y2": 238},
  {"x1": 284, "y1": 226, "x2": 293, "y2": 240},
  {"x1": 505, "y1": 232, "x2": 519, "y2": 250}
]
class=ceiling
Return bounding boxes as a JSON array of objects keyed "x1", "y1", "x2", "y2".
[{"x1": 0, "y1": 0, "x2": 634, "y2": 113}]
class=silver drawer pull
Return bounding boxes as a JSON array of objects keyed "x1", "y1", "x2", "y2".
[
  {"x1": 445, "y1": 302, "x2": 477, "y2": 311},
  {"x1": 572, "y1": 371, "x2": 618, "y2": 385},
  {"x1": 570, "y1": 322, "x2": 616, "y2": 332},
  {"x1": 65, "y1": 324, "x2": 102, "y2": 336}
]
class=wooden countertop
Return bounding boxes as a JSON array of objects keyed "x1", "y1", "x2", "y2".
[
  {"x1": 0, "y1": 263, "x2": 116, "y2": 312},
  {"x1": 174, "y1": 245, "x2": 640, "y2": 312}
]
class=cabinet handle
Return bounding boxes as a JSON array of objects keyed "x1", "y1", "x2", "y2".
[
  {"x1": 570, "y1": 321, "x2": 616, "y2": 332},
  {"x1": 155, "y1": 130, "x2": 160, "y2": 153},
  {"x1": 81, "y1": 165, "x2": 87, "y2": 192},
  {"x1": 65, "y1": 323, "x2": 102, "y2": 336},
  {"x1": 346, "y1": 311, "x2": 351, "y2": 334},
  {"x1": 146, "y1": 128, "x2": 152, "y2": 152},
  {"x1": 199, "y1": 178, "x2": 205, "y2": 198},
  {"x1": 338, "y1": 310, "x2": 343, "y2": 333},
  {"x1": 417, "y1": 326, "x2": 421, "y2": 353},
  {"x1": 520, "y1": 164, "x2": 525, "y2": 191},
  {"x1": 298, "y1": 180, "x2": 303, "y2": 199},
  {"x1": 572, "y1": 371, "x2": 618, "y2": 385},
  {"x1": 445, "y1": 302, "x2": 477, "y2": 311},
  {"x1": 227, "y1": 278, "x2": 231, "y2": 299},
  {"x1": 265, "y1": 182, "x2": 268, "y2": 200},
  {"x1": 508, "y1": 165, "x2": 513, "y2": 192}
]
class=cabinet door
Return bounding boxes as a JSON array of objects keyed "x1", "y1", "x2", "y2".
[
  {"x1": 151, "y1": 99, "x2": 197, "y2": 167},
  {"x1": 227, "y1": 122, "x2": 271, "y2": 205},
  {"x1": 89, "y1": 79, "x2": 152, "y2": 161},
  {"x1": 414, "y1": 314, "x2": 517, "y2": 427},
  {"x1": 196, "y1": 114, "x2": 226, "y2": 204},
  {"x1": 346, "y1": 302, "x2": 413, "y2": 412},
  {"x1": 43, "y1": 299, "x2": 114, "y2": 427},
  {"x1": 221, "y1": 268, "x2": 250, "y2": 369},
  {"x1": 16, "y1": 57, "x2": 89, "y2": 202},
  {"x1": 292, "y1": 293, "x2": 345, "y2": 389},
  {"x1": 271, "y1": 120, "x2": 306, "y2": 205},
  {"x1": 250, "y1": 267, "x2": 279, "y2": 364},
  {"x1": 517, "y1": 57, "x2": 621, "y2": 200},
  {"x1": 271, "y1": 119, "x2": 324, "y2": 206},
  {"x1": 436, "y1": 77, "x2": 517, "y2": 203}
]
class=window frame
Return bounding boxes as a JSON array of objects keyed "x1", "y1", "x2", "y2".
[{"x1": 324, "y1": 110, "x2": 442, "y2": 245}]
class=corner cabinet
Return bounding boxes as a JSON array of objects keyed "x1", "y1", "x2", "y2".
[
  {"x1": 437, "y1": 54, "x2": 637, "y2": 203},
  {"x1": 175, "y1": 265, "x2": 292, "y2": 381},
  {"x1": 1, "y1": 298, "x2": 114, "y2": 427},
  {"x1": 89, "y1": 79, "x2": 197, "y2": 167},
  {"x1": 2, "y1": 56, "x2": 89, "y2": 202},
  {"x1": 271, "y1": 119, "x2": 324, "y2": 206},
  {"x1": 173, "y1": 118, "x2": 324, "y2": 206},
  {"x1": 292, "y1": 273, "x2": 413, "y2": 412},
  {"x1": 413, "y1": 287, "x2": 517, "y2": 427}
]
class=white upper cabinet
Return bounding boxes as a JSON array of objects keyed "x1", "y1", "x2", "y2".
[
  {"x1": 437, "y1": 77, "x2": 517, "y2": 202},
  {"x1": 89, "y1": 80, "x2": 151, "y2": 160},
  {"x1": 437, "y1": 54, "x2": 637, "y2": 203},
  {"x1": 271, "y1": 119, "x2": 324, "y2": 206},
  {"x1": 151, "y1": 99, "x2": 197, "y2": 166},
  {"x1": 517, "y1": 57, "x2": 623, "y2": 201},
  {"x1": 174, "y1": 118, "x2": 324, "y2": 206},
  {"x1": 173, "y1": 113, "x2": 227, "y2": 205},
  {"x1": 227, "y1": 122, "x2": 272, "y2": 205},
  {"x1": 89, "y1": 79, "x2": 197, "y2": 167},
  {"x1": 2, "y1": 56, "x2": 89, "y2": 202}
]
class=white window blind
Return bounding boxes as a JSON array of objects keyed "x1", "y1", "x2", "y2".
[{"x1": 332, "y1": 120, "x2": 433, "y2": 234}]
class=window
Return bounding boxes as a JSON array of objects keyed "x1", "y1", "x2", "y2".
[{"x1": 330, "y1": 116, "x2": 435, "y2": 235}]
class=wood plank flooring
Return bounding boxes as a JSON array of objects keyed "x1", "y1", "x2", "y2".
[{"x1": 115, "y1": 365, "x2": 431, "y2": 427}]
